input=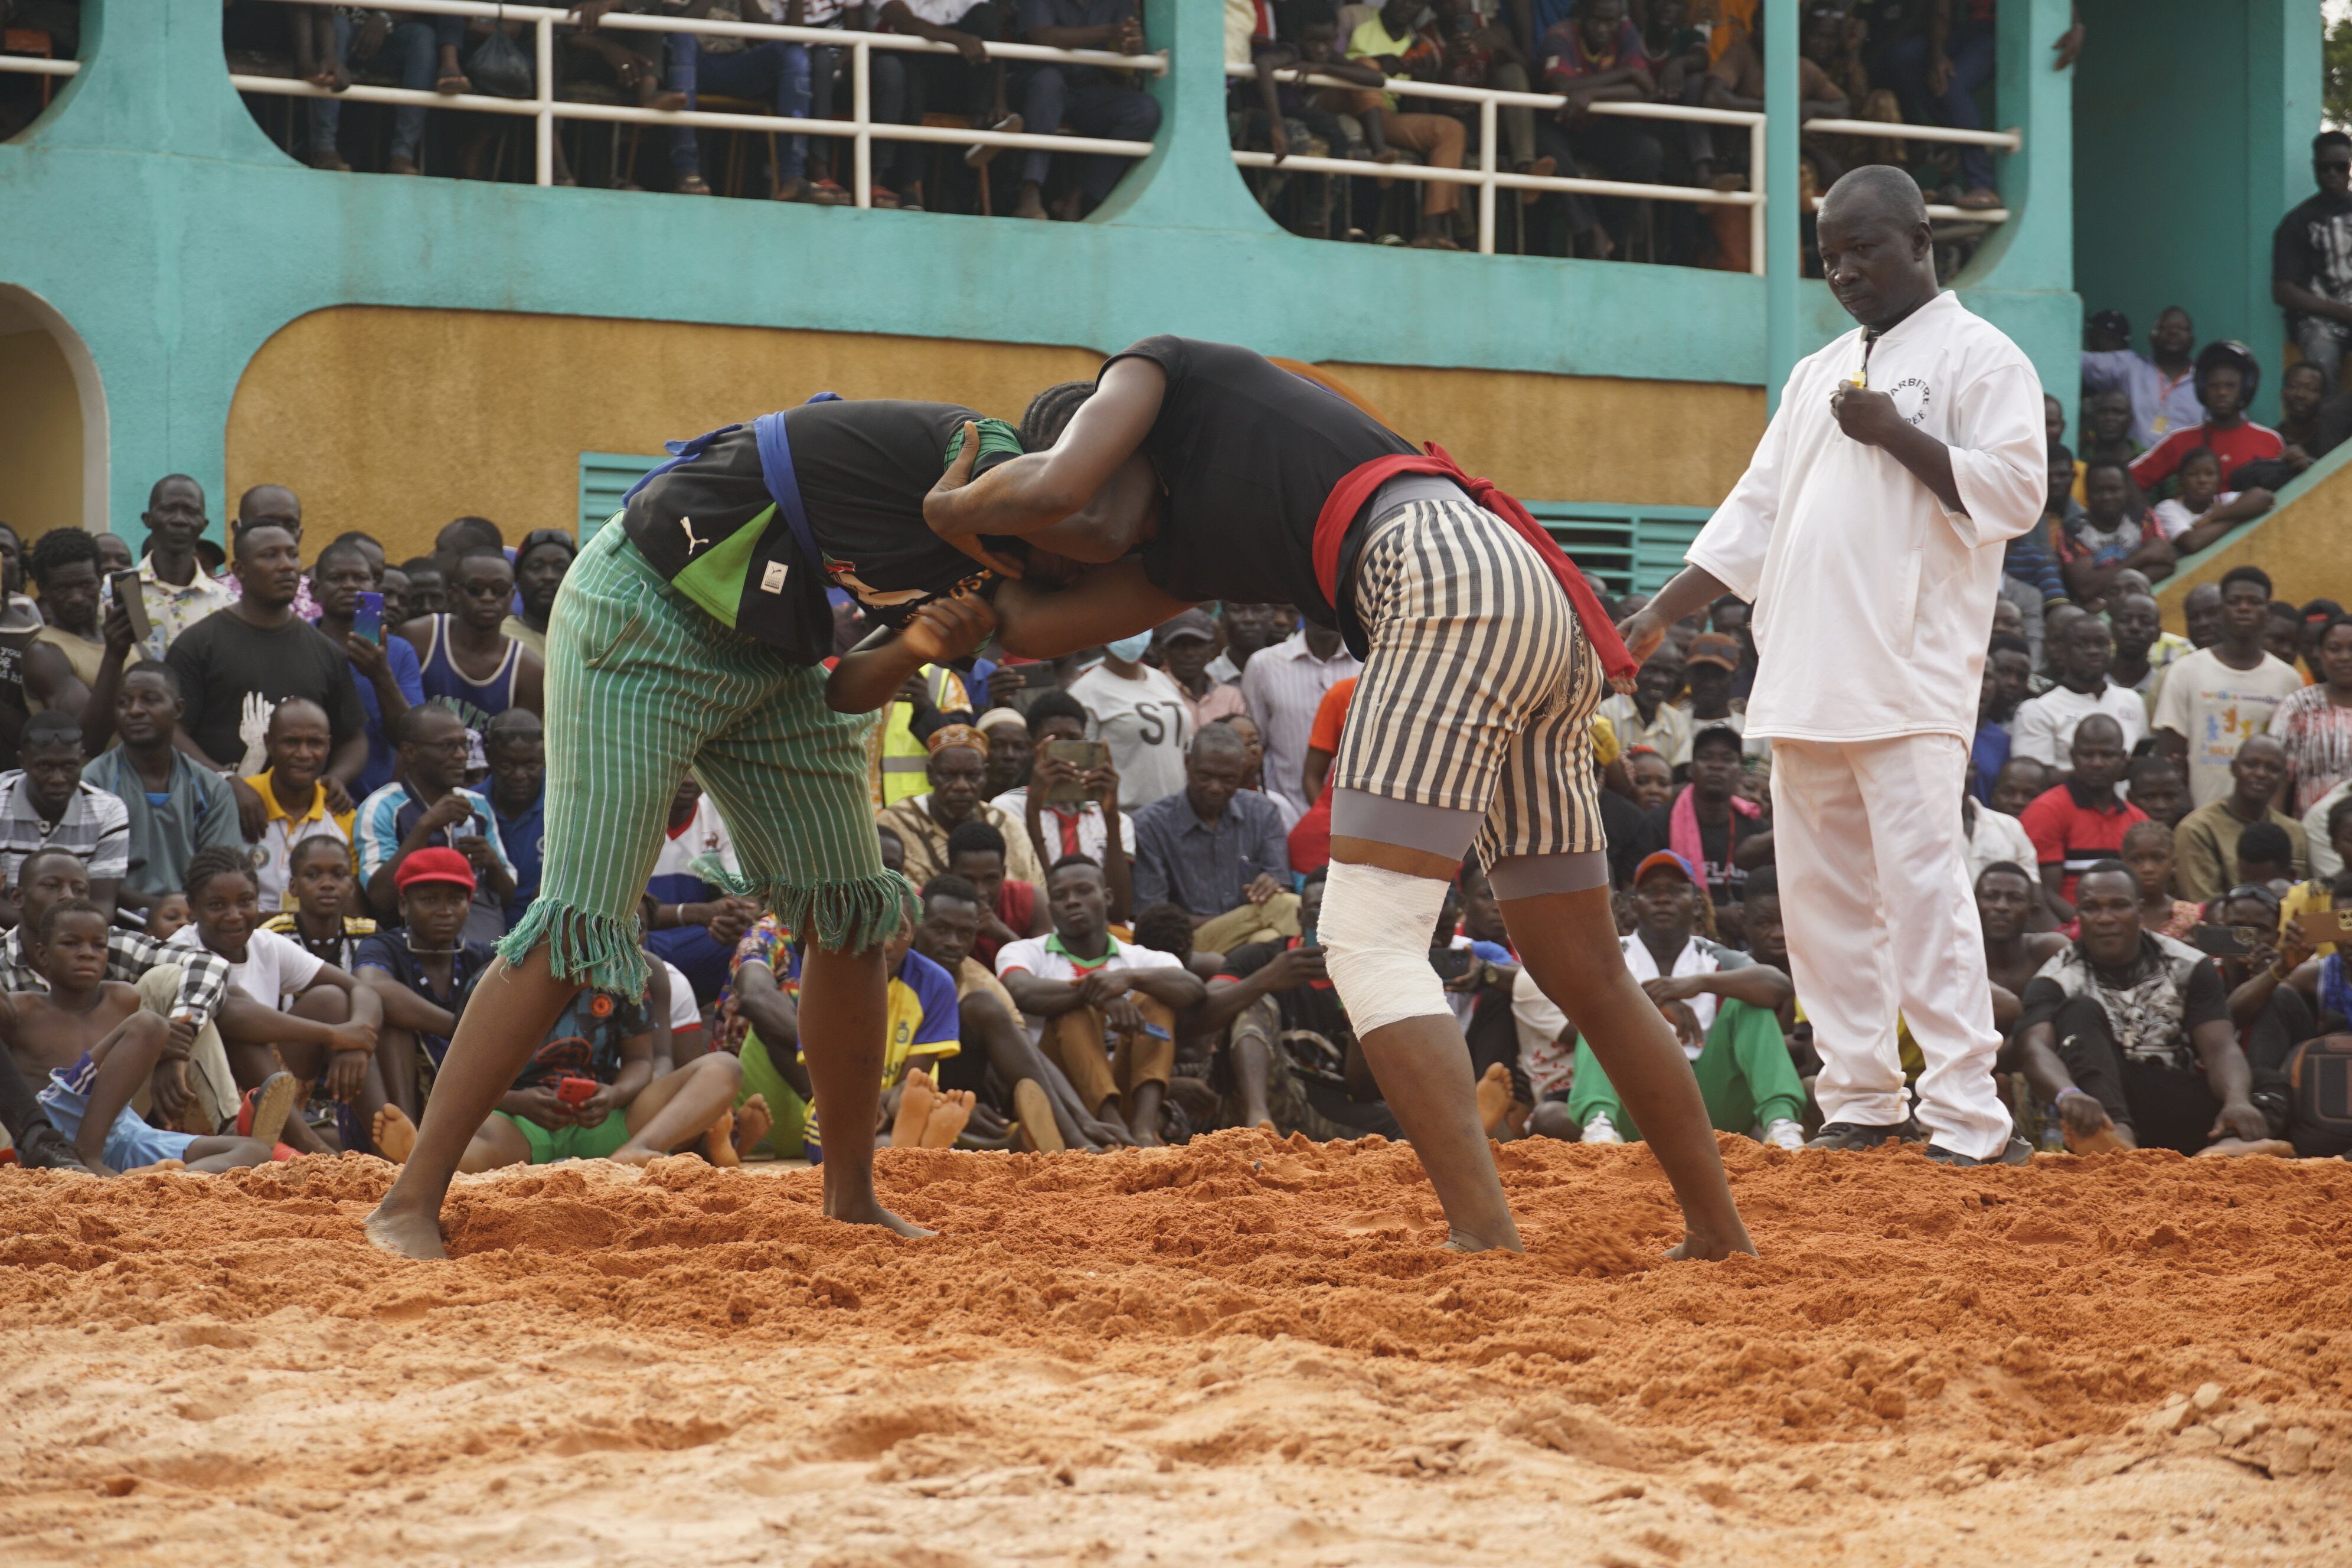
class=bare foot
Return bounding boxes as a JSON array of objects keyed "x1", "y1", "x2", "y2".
[
  {"x1": 362, "y1": 1201, "x2": 449, "y2": 1260},
  {"x1": 371, "y1": 1105, "x2": 417, "y2": 1164},
  {"x1": 607, "y1": 1140, "x2": 664, "y2": 1167},
  {"x1": 922, "y1": 1089, "x2": 974, "y2": 1148},
  {"x1": 124, "y1": 1157, "x2": 186, "y2": 1174},
  {"x1": 2195, "y1": 1136, "x2": 2297, "y2": 1158},
  {"x1": 1664, "y1": 1228, "x2": 1757, "y2": 1262},
  {"x1": 1442, "y1": 1225, "x2": 1525, "y2": 1255},
  {"x1": 704, "y1": 1106, "x2": 739, "y2": 1168},
  {"x1": 732, "y1": 1094, "x2": 772, "y2": 1158},
  {"x1": 1475, "y1": 1062, "x2": 1514, "y2": 1136},
  {"x1": 823, "y1": 1193, "x2": 935, "y2": 1239},
  {"x1": 891, "y1": 1069, "x2": 937, "y2": 1149},
  {"x1": 1011, "y1": 1079, "x2": 1064, "y2": 1154}
]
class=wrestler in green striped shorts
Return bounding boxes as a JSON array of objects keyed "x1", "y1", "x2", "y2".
[{"x1": 499, "y1": 522, "x2": 912, "y2": 1001}]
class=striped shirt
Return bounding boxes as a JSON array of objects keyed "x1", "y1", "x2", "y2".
[
  {"x1": 0, "y1": 775, "x2": 130, "y2": 887},
  {"x1": 1237, "y1": 631, "x2": 1361, "y2": 814},
  {"x1": 2267, "y1": 682, "x2": 2352, "y2": 815}
]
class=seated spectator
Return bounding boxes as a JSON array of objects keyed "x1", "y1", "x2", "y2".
[
  {"x1": 727, "y1": 908, "x2": 815, "y2": 1159},
  {"x1": 1645, "y1": 724, "x2": 1757, "y2": 906},
  {"x1": 2233, "y1": 873, "x2": 2352, "y2": 1157},
  {"x1": 2275, "y1": 361, "x2": 2334, "y2": 467},
  {"x1": 2079, "y1": 386, "x2": 2143, "y2": 473},
  {"x1": 1156, "y1": 609, "x2": 1247, "y2": 731},
  {"x1": 1070, "y1": 632, "x2": 1194, "y2": 812},
  {"x1": 876, "y1": 0, "x2": 1017, "y2": 212},
  {"x1": 2120, "y1": 819, "x2": 2203, "y2": 941},
  {"x1": 1237, "y1": 610, "x2": 1357, "y2": 815},
  {"x1": 147, "y1": 899, "x2": 190, "y2": 942},
  {"x1": 2010, "y1": 613, "x2": 2149, "y2": 770},
  {"x1": 286, "y1": 6, "x2": 452, "y2": 174},
  {"x1": 1976, "y1": 861, "x2": 2066, "y2": 1005},
  {"x1": 2235, "y1": 821, "x2": 2301, "y2": 891},
  {"x1": 2013, "y1": 861, "x2": 2271, "y2": 1155},
  {"x1": 1681, "y1": 632, "x2": 1752, "y2": 749},
  {"x1": 998, "y1": 855, "x2": 1206, "y2": 1147},
  {"x1": 642, "y1": 776, "x2": 754, "y2": 1008},
  {"x1": 2148, "y1": 447, "x2": 2273, "y2": 557},
  {"x1": 992, "y1": 693, "x2": 1132, "y2": 907},
  {"x1": 350, "y1": 844, "x2": 496, "y2": 1127},
  {"x1": 1426, "y1": 0, "x2": 1554, "y2": 188},
  {"x1": 84, "y1": 666, "x2": 241, "y2": 922},
  {"x1": 2019, "y1": 714, "x2": 2145, "y2": 922},
  {"x1": 2174, "y1": 735, "x2": 2307, "y2": 902},
  {"x1": 7, "y1": 899, "x2": 277, "y2": 1177},
  {"x1": 1535, "y1": 0, "x2": 1661, "y2": 260},
  {"x1": 878, "y1": 723, "x2": 1047, "y2": 891},
  {"x1": 29, "y1": 525, "x2": 141, "y2": 703},
  {"x1": 1546, "y1": 851, "x2": 1801, "y2": 1149},
  {"x1": 1972, "y1": 659, "x2": 2011, "y2": 800},
  {"x1": 355, "y1": 707, "x2": 516, "y2": 943},
  {"x1": 2131, "y1": 342, "x2": 2285, "y2": 496},
  {"x1": 976, "y1": 707, "x2": 1032, "y2": 799},
  {"x1": 501, "y1": 530, "x2": 573, "y2": 661},
  {"x1": 168, "y1": 522, "x2": 367, "y2": 785},
  {"x1": 485, "y1": 710, "x2": 545, "y2": 929},
  {"x1": 2106, "y1": 592, "x2": 2173, "y2": 699},
  {"x1": 945, "y1": 818, "x2": 1047, "y2": 969},
  {"x1": 238, "y1": 698, "x2": 356, "y2": 913},
  {"x1": 169, "y1": 845, "x2": 383, "y2": 1157},
  {"x1": 2271, "y1": 130, "x2": 2352, "y2": 392},
  {"x1": 1990, "y1": 754, "x2": 2052, "y2": 820},
  {"x1": 400, "y1": 547, "x2": 543, "y2": 776},
  {"x1": 1131, "y1": 726, "x2": 1298, "y2": 949},
  {"x1": 2125, "y1": 755, "x2": 2188, "y2": 831},
  {"x1": 2054, "y1": 460, "x2": 2171, "y2": 607},
  {"x1": 1985, "y1": 631, "x2": 2036, "y2": 731},
  {"x1": 1320, "y1": 0, "x2": 1468, "y2": 249},
  {"x1": 129, "y1": 475, "x2": 237, "y2": 662},
  {"x1": 310, "y1": 537, "x2": 419, "y2": 798},
  {"x1": 1600, "y1": 649, "x2": 1693, "y2": 770},
  {"x1": 1013, "y1": 0, "x2": 1162, "y2": 223},
  {"x1": 2296, "y1": 790, "x2": 2352, "y2": 897},
  {"x1": 1215, "y1": 712, "x2": 1296, "y2": 829},
  {"x1": 1878, "y1": 0, "x2": 1998, "y2": 207},
  {"x1": 1623, "y1": 744, "x2": 1676, "y2": 811},
  {"x1": 262, "y1": 832, "x2": 377, "y2": 972},
  {"x1": 0, "y1": 710, "x2": 128, "y2": 923},
  {"x1": 654, "y1": 1, "x2": 824, "y2": 201},
  {"x1": 1963, "y1": 784, "x2": 2037, "y2": 893}
]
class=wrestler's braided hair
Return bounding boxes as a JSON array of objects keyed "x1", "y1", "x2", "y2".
[{"x1": 1020, "y1": 380, "x2": 1097, "y2": 452}]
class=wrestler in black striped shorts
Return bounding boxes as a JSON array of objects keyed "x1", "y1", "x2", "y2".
[{"x1": 1330, "y1": 494, "x2": 1607, "y2": 871}]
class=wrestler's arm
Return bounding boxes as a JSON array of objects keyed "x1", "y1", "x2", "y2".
[
  {"x1": 824, "y1": 592, "x2": 998, "y2": 715},
  {"x1": 1617, "y1": 566, "x2": 1731, "y2": 665},
  {"x1": 990, "y1": 559, "x2": 1198, "y2": 660},
  {"x1": 926, "y1": 358, "x2": 1168, "y2": 541}
]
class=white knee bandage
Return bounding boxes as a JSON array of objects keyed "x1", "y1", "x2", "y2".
[{"x1": 1318, "y1": 860, "x2": 1455, "y2": 1036}]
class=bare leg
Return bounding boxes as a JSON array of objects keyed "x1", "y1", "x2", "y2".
[
  {"x1": 177, "y1": 1135, "x2": 276, "y2": 1173},
  {"x1": 365, "y1": 946, "x2": 582, "y2": 1258},
  {"x1": 798, "y1": 942, "x2": 932, "y2": 1237},
  {"x1": 1355, "y1": 1012, "x2": 1521, "y2": 1250},
  {"x1": 1502, "y1": 884, "x2": 1754, "y2": 1260},
  {"x1": 1227, "y1": 1031, "x2": 1276, "y2": 1131},
  {"x1": 610, "y1": 1053, "x2": 744, "y2": 1164},
  {"x1": 70, "y1": 1012, "x2": 175, "y2": 1177}
]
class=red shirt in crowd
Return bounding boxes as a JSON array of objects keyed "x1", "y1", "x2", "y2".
[
  {"x1": 2018, "y1": 783, "x2": 2148, "y2": 902},
  {"x1": 2129, "y1": 419, "x2": 2284, "y2": 492}
]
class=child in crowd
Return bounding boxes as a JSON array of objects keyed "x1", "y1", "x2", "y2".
[
  {"x1": 9, "y1": 899, "x2": 283, "y2": 1175},
  {"x1": 353, "y1": 847, "x2": 500, "y2": 1138},
  {"x1": 144, "y1": 892, "x2": 192, "y2": 942},
  {"x1": 2148, "y1": 447, "x2": 2274, "y2": 557},
  {"x1": 264, "y1": 833, "x2": 379, "y2": 971}
]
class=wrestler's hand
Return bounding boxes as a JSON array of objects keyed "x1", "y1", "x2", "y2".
[
  {"x1": 900, "y1": 590, "x2": 999, "y2": 665},
  {"x1": 926, "y1": 422, "x2": 1026, "y2": 577},
  {"x1": 1830, "y1": 383, "x2": 1907, "y2": 448},
  {"x1": 1616, "y1": 605, "x2": 1670, "y2": 666}
]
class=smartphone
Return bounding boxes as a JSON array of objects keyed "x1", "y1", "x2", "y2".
[
  {"x1": 353, "y1": 590, "x2": 384, "y2": 645},
  {"x1": 1427, "y1": 945, "x2": 1473, "y2": 983},
  {"x1": 1041, "y1": 738, "x2": 1109, "y2": 804},
  {"x1": 2191, "y1": 924, "x2": 2263, "y2": 959},
  {"x1": 555, "y1": 1074, "x2": 599, "y2": 1106},
  {"x1": 109, "y1": 569, "x2": 152, "y2": 646},
  {"x1": 2301, "y1": 907, "x2": 2352, "y2": 946}
]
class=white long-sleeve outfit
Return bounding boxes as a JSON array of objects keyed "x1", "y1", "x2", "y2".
[{"x1": 1687, "y1": 291, "x2": 2046, "y2": 1159}]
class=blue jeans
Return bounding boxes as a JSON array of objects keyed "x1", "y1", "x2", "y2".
[
  {"x1": 665, "y1": 32, "x2": 809, "y2": 182},
  {"x1": 1881, "y1": 21, "x2": 1997, "y2": 190},
  {"x1": 308, "y1": 16, "x2": 445, "y2": 162},
  {"x1": 1018, "y1": 70, "x2": 1161, "y2": 202}
]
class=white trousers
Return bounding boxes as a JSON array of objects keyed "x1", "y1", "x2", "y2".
[{"x1": 1770, "y1": 734, "x2": 2014, "y2": 1159}]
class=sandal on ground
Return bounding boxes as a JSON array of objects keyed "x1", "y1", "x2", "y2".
[
  {"x1": 676, "y1": 173, "x2": 712, "y2": 195},
  {"x1": 806, "y1": 178, "x2": 852, "y2": 206},
  {"x1": 867, "y1": 187, "x2": 900, "y2": 208}
]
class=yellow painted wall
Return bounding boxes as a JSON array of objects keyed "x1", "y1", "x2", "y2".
[
  {"x1": 0, "y1": 326, "x2": 84, "y2": 541},
  {"x1": 2156, "y1": 459, "x2": 2352, "y2": 629},
  {"x1": 227, "y1": 307, "x2": 1763, "y2": 561}
]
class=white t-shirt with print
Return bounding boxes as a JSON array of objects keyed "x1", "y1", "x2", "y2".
[
  {"x1": 2151, "y1": 492, "x2": 2243, "y2": 543},
  {"x1": 2150, "y1": 648, "x2": 2308, "y2": 808},
  {"x1": 994, "y1": 934, "x2": 1187, "y2": 1041},
  {"x1": 1068, "y1": 663, "x2": 1195, "y2": 811}
]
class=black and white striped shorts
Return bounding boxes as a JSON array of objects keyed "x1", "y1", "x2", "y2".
[{"x1": 1331, "y1": 496, "x2": 1606, "y2": 864}]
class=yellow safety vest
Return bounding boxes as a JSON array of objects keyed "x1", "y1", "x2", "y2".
[{"x1": 876, "y1": 664, "x2": 972, "y2": 808}]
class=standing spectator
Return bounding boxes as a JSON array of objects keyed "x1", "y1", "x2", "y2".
[
  {"x1": 1155, "y1": 609, "x2": 1247, "y2": 731},
  {"x1": 992, "y1": 691, "x2": 1132, "y2": 877},
  {"x1": 28, "y1": 527, "x2": 140, "y2": 700},
  {"x1": 2271, "y1": 130, "x2": 2352, "y2": 390},
  {"x1": 501, "y1": 530, "x2": 573, "y2": 662},
  {"x1": 2270, "y1": 616, "x2": 2352, "y2": 815},
  {"x1": 485, "y1": 710, "x2": 545, "y2": 930},
  {"x1": 397, "y1": 557, "x2": 447, "y2": 619},
  {"x1": 2018, "y1": 714, "x2": 2144, "y2": 922},
  {"x1": 1130, "y1": 726, "x2": 1298, "y2": 949},
  {"x1": 2275, "y1": 361, "x2": 2335, "y2": 466},
  {"x1": 2129, "y1": 343, "x2": 2284, "y2": 496},
  {"x1": 354, "y1": 706, "x2": 516, "y2": 943},
  {"x1": 1599, "y1": 649, "x2": 1693, "y2": 770},
  {"x1": 2152, "y1": 566, "x2": 2307, "y2": 809},
  {"x1": 166, "y1": 524, "x2": 367, "y2": 786},
  {"x1": 642, "y1": 777, "x2": 753, "y2": 1009},
  {"x1": 1237, "y1": 615, "x2": 1360, "y2": 815},
  {"x1": 226, "y1": 487, "x2": 324, "y2": 623},
  {"x1": 236, "y1": 698, "x2": 355, "y2": 914},
  {"x1": 1012, "y1": 0, "x2": 1161, "y2": 222},
  {"x1": 877, "y1": 724, "x2": 1047, "y2": 890},
  {"x1": 311, "y1": 538, "x2": 419, "y2": 799},
  {"x1": 2009, "y1": 613, "x2": 2148, "y2": 771},
  {"x1": 401, "y1": 548, "x2": 543, "y2": 777},
  {"x1": 1645, "y1": 724, "x2": 1757, "y2": 906},
  {"x1": 1879, "y1": 0, "x2": 1999, "y2": 208},
  {"x1": 1070, "y1": 631, "x2": 1194, "y2": 812},
  {"x1": 2149, "y1": 449, "x2": 2274, "y2": 557},
  {"x1": 2053, "y1": 459, "x2": 2170, "y2": 607},
  {"x1": 1535, "y1": 0, "x2": 1662, "y2": 259},
  {"x1": 2082, "y1": 307, "x2": 2203, "y2": 452},
  {"x1": 2173, "y1": 736, "x2": 2307, "y2": 903},
  {"x1": 2180, "y1": 579, "x2": 2224, "y2": 652},
  {"x1": 84, "y1": 666, "x2": 241, "y2": 922},
  {"x1": 1215, "y1": 602, "x2": 1298, "y2": 679},
  {"x1": 0, "y1": 710, "x2": 129, "y2": 920},
  {"x1": 130, "y1": 475, "x2": 236, "y2": 662}
]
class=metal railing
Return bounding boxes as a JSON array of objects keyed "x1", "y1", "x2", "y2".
[
  {"x1": 209, "y1": 0, "x2": 1164, "y2": 204},
  {"x1": 1226, "y1": 62, "x2": 2015, "y2": 260}
]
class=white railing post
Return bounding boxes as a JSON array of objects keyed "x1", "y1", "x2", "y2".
[
  {"x1": 852, "y1": 39, "x2": 871, "y2": 209},
  {"x1": 1747, "y1": 119, "x2": 1764, "y2": 277},
  {"x1": 1477, "y1": 96, "x2": 1497, "y2": 256},
  {"x1": 534, "y1": 15, "x2": 554, "y2": 187}
]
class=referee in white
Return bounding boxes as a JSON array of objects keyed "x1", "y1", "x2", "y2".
[{"x1": 1621, "y1": 166, "x2": 2047, "y2": 1166}]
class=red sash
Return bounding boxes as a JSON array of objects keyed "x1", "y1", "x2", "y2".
[{"x1": 1311, "y1": 445, "x2": 1639, "y2": 690}]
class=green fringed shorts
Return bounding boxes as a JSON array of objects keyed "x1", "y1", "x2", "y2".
[{"x1": 499, "y1": 523, "x2": 913, "y2": 1001}]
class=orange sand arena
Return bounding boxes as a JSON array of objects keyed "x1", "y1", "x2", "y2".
[{"x1": 3, "y1": 1133, "x2": 2348, "y2": 1566}]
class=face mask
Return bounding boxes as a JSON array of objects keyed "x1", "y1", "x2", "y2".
[{"x1": 1105, "y1": 633, "x2": 1153, "y2": 663}]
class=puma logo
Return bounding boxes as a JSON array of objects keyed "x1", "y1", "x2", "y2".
[{"x1": 678, "y1": 515, "x2": 710, "y2": 555}]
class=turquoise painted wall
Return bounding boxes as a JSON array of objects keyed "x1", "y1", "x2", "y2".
[
  {"x1": 2073, "y1": 0, "x2": 2321, "y2": 418},
  {"x1": 1, "y1": 0, "x2": 2079, "y2": 535}
]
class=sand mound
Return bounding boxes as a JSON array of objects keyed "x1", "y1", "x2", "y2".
[{"x1": 3, "y1": 1134, "x2": 2347, "y2": 1564}]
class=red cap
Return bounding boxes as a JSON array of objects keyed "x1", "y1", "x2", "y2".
[
  {"x1": 394, "y1": 845, "x2": 476, "y2": 894},
  {"x1": 1634, "y1": 850, "x2": 1697, "y2": 886}
]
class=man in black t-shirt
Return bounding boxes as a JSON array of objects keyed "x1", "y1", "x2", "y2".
[
  {"x1": 164, "y1": 525, "x2": 367, "y2": 791},
  {"x1": 1643, "y1": 724, "x2": 1753, "y2": 907},
  {"x1": 2273, "y1": 130, "x2": 2352, "y2": 390}
]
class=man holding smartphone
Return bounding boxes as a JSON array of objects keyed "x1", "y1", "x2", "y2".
[{"x1": 312, "y1": 539, "x2": 422, "y2": 798}]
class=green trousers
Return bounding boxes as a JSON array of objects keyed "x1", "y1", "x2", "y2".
[
  {"x1": 734, "y1": 1028, "x2": 811, "y2": 1160},
  {"x1": 1566, "y1": 998, "x2": 1804, "y2": 1139}
]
